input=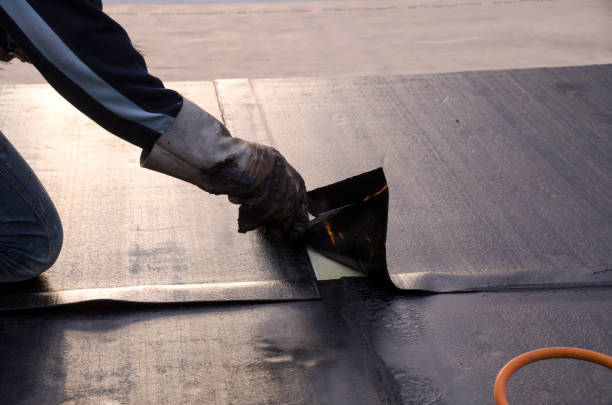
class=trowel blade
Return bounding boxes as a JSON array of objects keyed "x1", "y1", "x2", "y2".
[
  {"x1": 305, "y1": 168, "x2": 389, "y2": 281},
  {"x1": 307, "y1": 203, "x2": 357, "y2": 229}
]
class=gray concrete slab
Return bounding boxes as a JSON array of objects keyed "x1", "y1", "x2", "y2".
[
  {"x1": 0, "y1": 81, "x2": 318, "y2": 308},
  {"x1": 215, "y1": 65, "x2": 612, "y2": 292},
  {"x1": 1, "y1": 0, "x2": 611, "y2": 84}
]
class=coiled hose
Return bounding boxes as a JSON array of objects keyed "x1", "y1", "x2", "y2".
[{"x1": 494, "y1": 347, "x2": 612, "y2": 405}]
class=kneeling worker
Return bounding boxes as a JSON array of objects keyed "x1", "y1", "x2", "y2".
[{"x1": 0, "y1": 0, "x2": 307, "y2": 283}]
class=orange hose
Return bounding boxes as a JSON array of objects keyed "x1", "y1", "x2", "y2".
[{"x1": 494, "y1": 347, "x2": 612, "y2": 405}]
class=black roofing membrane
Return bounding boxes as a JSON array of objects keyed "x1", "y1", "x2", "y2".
[
  {"x1": 1, "y1": 280, "x2": 611, "y2": 404},
  {"x1": 1, "y1": 66, "x2": 610, "y2": 309},
  {"x1": 215, "y1": 65, "x2": 612, "y2": 292},
  {"x1": 1, "y1": 66, "x2": 611, "y2": 403},
  {"x1": 0, "y1": 81, "x2": 318, "y2": 308},
  {"x1": 306, "y1": 167, "x2": 390, "y2": 280}
]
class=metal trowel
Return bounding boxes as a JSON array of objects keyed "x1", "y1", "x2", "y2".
[{"x1": 305, "y1": 168, "x2": 390, "y2": 281}]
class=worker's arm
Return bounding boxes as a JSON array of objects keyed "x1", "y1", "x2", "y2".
[{"x1": 0, "y1": 0, "x2": 307, "y2": 238}]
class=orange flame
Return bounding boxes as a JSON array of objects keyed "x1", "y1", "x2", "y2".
[
  {"x1": 364, "y1": 235, "x2": 373, "y2": 242},
  {"x1": 363, "y1": 184, "x2": 388, "y2": 202},
  {"x1": 323, "y1": 221, "x2": 336, "y2": 247}
]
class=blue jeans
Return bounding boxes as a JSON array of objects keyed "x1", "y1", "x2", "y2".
[{"x1": 0, "y1": 131, "x2": 62, "y2": 282}]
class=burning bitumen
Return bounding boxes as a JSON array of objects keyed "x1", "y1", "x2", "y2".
[{"x1": 306, "y1": 168, "x2": 390, "y2": 281}]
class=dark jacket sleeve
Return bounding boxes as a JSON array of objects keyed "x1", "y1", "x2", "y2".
[{"x1": 0, "y1": 0, "x2": 183, "y2": 150}]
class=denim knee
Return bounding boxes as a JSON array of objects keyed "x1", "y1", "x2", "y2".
[
  {"x1": 0, "y1": 212, "x2": 63, "y2": 283},
  {"x1": 0, "y1": 130, "x2": 63, "y2": 283}
]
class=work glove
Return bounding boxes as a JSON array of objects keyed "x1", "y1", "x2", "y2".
[{"x1": 141, "y1": 98, "x2": 308, "y2": 240}]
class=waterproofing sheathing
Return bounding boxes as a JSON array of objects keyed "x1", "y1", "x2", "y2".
[
  {"x1": 214, "y1": 65, "x2": 612, "y2": 292},
  {"x1": 0, "y1": 82, "x2": 318, "y2": 309},
  {"x1": 1, "y1": 281, "x2": 611, "y2": 404}
]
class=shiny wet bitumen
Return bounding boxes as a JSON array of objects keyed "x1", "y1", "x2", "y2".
[{"x1": 1, "y1": 279, "x2": 611, "y2": 404}]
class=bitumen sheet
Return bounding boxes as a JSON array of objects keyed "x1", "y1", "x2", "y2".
[
  {"x1": 0, "y1": 82, "x2": 318, "y2": 310},
  {"x1": 1, "y1": 281, "x2": 611, "y2": 404},
  {"x1": 1, "y1": 66, "x2": 611, "y2": 402},
  {"x1": 214, "y1": 65, "x2": 612, "y2": 292}
]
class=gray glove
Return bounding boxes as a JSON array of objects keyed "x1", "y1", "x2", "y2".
[{"x1": 141, "y1": 98, "x2": 308, "y2": 239}]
